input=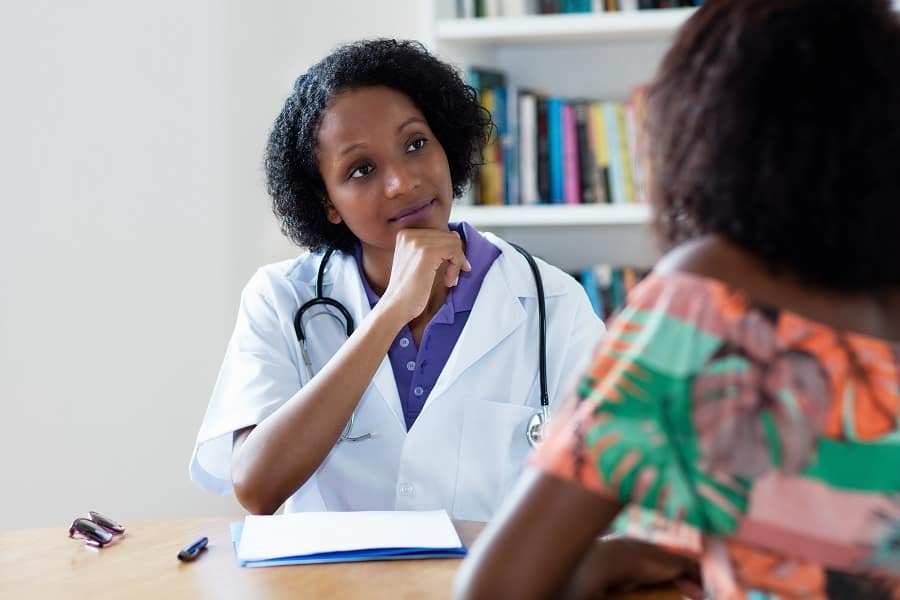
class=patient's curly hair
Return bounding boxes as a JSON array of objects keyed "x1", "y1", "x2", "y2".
[
  {"x1": 648, "y1": 0, "x2": 900, "y2": 291},
  {"x1": 265, "y1": 39, "x2": 491, "y2": 252}
]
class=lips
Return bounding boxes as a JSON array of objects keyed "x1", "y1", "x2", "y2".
[{"x1": 388, "y1": 198, "x2": 435, "y2": 222}]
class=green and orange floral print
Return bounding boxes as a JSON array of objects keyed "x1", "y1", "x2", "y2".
[{"x1": 534, "y1": 271, "x2": 900, "y2": 599}]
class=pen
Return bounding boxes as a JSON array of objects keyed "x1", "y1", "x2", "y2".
[{"x1": 177, "y1": 536, "x2": 208, "y2": 562}]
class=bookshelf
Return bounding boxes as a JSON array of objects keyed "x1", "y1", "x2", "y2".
[
  {"x1": 451, "y1": 203, "x2": 655, "y2": 270},
  {"x1": 435, "y1": 8, "x2": 695, "y2": 43},
  {"x1": 424, "y1": 2, "x2": 693, "y2": 271}
]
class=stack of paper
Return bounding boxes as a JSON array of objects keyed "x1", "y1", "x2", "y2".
[{"x1": 231, "y1": 510, "x2": 467, "y2": 567}]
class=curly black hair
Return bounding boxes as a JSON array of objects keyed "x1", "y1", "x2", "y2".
[
  {"x1": 264, "y1": 38, "x2": 491, "y2": 252},
  {"x1": 647, "y1": 0, "x2": 900, "y2": 291}
]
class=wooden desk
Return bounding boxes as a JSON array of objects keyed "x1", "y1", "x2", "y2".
[{"x1": 0, "y1": 517, "x2": 683, "y2": 599}]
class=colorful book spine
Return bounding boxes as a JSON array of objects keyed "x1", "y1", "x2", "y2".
[
  {"x1": 630, "y1": 85, "x2": 650, "y2": 204},
  {"x1": 588, "y1": 102, "x2": 611, "y2": 203},
  {"x1": 504, "y1": 85, "x2": 519, "y2": 204},
  {"x1": 623, "y1": 102, "x2": 641, "y2": 204},
  {"x1": 536, "y1": 97, "x2": 550, "y2": 203},
  {"x1": 562, "y1": 103, "x2": 581, "y2": 204},
  {"x1": 518, "y1": 93, "x2": 539, "y2": 205},
  {"x1": 574, "y1": 102, "x2": 598, "y2": 204},
  {"x1": 602, "y1": 101, "x2": 626, "y2": 204},
  {"x1": 580, "y1": 267, "x2": 603, "y2": 318},
  {"x1": 563, "y1": 0, "x2": 592, "y2": 11},
  {"x1": 479, "y1": 89, "x2": 504, "y2": 205},
  {"x1": 547, "y1": 97, "x2": 565, "y2": 204},
  {"x1": 492, "y1": 86, "x2": 511, "y2": 205}
]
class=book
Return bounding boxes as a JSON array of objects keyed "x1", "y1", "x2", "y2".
[
  {"x1": 562, "y1": 103, "x2": 580, "y2": 204},
  {"x1": 579, "y1": 267, "x2": 604, "y2": 317},
  {"x1": 469, "y1": 67, "x2": 508, "y2": 206},
  {"x1": 574, "y1": 102, "x2": 599, "y2": 204},
  {"x1": 500, "y1": 0, "x2": 529, "y2": 16},
  {"x1": 547, "y1": 97, "x2": 565, "y2": 204},
  {"x1": 503, "y1": 84, "x2": 519, "y2": 204},
  {"x1": 602, "y1": 101, "x2": 626, "y2": 204},
  {"x1": 588, "y1": 101, "x2": 611, "y2": 203},
  {"x1": 518, "y1": 92, "x2": 539, "y2": 205},
  {"x1": 231, "y1": 510, "x2": 467, "y2": 567},
  {"x1": 479, "y1": 89, "x2": 504, "y2": 205},
  {"x1": 536, "y1": 97, "x2": 551, "y2": 203},
  {"x1": 468, "y1": 67, "x2": 507, "y2": 97}
]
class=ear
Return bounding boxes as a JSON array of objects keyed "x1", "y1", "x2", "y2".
[{"x1": 324, "y1": 199, "x2": 342, "y2": 225}]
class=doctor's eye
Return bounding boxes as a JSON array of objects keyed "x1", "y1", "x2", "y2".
[
  {"x1": 406, "y1": 137, "x2": 427, "y2": 153},
  {"x1": 349, "y1": 163, "x2": 374, "y2": 179}
]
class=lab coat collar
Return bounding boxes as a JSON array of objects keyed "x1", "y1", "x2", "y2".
[
  {"x1": 289, "y1": 249, "x2": 407, "y2": 435},
  {"x1": 285, "y1": 248, "x2": 344, "y2": 287},
  {"x1": 482, "y1": 233, "x2": 569, "y2": 299},
  {"x1": 418, "y1": 237, "x2": 567, "y2": 419}
]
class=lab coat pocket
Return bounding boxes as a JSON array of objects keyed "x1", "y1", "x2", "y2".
[{"x1": 452, "y1": 397, "x2": 536, "y2": 522}]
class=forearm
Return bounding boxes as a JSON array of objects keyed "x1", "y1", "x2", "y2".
[
  {"x1": 232, "y1": 300, "x2": 407, "y2": 514},
  {"x1": 455, "y1": 470, "x2": 621, "y2": 600}
]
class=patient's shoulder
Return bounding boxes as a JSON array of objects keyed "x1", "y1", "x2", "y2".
[
  {"x1": 654, "y1": 236, "x2": 765, "y2": 283},
  {"x1": 653, "y1": 235, "x2": 900, "y2": 342}
]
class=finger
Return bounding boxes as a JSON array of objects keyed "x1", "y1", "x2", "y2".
[
  {"x1": 437, "y1": 248, "x2": 469, "y2": 277},
  {"x1": 443, "y1": 260, "x2": 462, "y2": 287},
  {"x1": 444, "y1": 230, "x2": 470, "y2": 271},
  {"x1": 448, "y1": 254, "x2": 471, "y2": 273}
]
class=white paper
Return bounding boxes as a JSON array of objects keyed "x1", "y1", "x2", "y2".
[{"x1": 237, "y1": 510, "x2": 464, "y2": 562}]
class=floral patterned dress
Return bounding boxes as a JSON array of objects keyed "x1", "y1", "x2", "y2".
[{"x1": 533, "y1": 271, "x2": 900, "y2": 599}]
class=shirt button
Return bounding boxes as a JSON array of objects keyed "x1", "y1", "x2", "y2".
[
  {"x1": 399, "y1": 337, "x2": 410, "y2": 348},
  {"x1": 399, "y1": 482, "x2": 414, "y2": 496},
  {"x1": 413, "y1": 386, "x2": 424, "y2": 397},
  {"x1": 406, "y1": 360, "x2": 416, "y2": 371}
]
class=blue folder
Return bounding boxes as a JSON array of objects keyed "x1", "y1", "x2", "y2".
[{"x1": 230, "y1": 521, "x2": 467, "y2": 567}]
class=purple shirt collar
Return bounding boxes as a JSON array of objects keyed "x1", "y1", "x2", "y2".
[
  {"x1": 350, "y1": 222, "x2": 500, "y2": 431},
  {"x1": 352, "y1": 222, "x2": 497, "y2": 314}
]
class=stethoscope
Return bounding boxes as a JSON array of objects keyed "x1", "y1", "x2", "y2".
[{"x1": 293, "y1": 243, "x2": 549, "y2": 448}]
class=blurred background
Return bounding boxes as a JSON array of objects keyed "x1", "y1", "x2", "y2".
[{"x1": 0, "y1": 0, "x2": 424, "y2": 530}]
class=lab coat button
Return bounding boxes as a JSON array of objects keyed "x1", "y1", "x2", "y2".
[{"x1": 399, "y1": 482, "x2": 414, "y2": 496}]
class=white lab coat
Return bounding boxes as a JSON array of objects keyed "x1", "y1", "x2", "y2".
[{"x1": 189, "y1": 233, "x2": 604, "y2": 521}]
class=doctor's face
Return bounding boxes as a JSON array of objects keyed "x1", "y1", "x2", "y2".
[{"x1": 315, "y1": 86, "x2": 454, "y2": 253}]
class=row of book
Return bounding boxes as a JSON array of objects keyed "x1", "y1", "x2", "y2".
[
  {"x1": 469, "y1": 67, "x2": 649, "y2": 206},
  {"x1": 574, "y1": 264, "x2": 650, "y2": 321},
  {"x1": 457, "y1": 0, "x2": 701, "y2": 18}
]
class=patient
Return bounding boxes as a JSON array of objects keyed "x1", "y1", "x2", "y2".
[{"x1": 455, "y1": 0, "x2": 900, "y2": 598}]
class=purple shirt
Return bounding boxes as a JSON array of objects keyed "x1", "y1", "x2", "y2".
[{"x1": 353, "y1": 222, "x2": 501, "y2": 431}]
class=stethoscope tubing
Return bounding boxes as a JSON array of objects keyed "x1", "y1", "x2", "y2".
[{"x1": 509, "y1": 243, "x2": 549, "y2": 415}]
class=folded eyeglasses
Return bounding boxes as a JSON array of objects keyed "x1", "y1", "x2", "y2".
[{"x1": 68, "y1": 511, "x2": 125, "y2": 547}]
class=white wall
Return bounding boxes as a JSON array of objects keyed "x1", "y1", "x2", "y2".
[{"x1": 0, "y1": 0, "x2": 420, "y2": 530}]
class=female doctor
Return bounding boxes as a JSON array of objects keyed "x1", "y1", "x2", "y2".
[{"x1": 189, "y1": 39, "x2": 605, "y2": 521}]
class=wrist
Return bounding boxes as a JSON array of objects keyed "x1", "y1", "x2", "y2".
[
  {"x1": 564, "y1": 540, "x2": 631, "y2": 598},
  {"x1": 370, "y1": 297, "x2": 411, "y2": 331}
]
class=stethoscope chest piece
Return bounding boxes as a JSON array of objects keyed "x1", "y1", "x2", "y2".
[{"x1": 526, "y1": 409, "x2": 547, "y2": 449}]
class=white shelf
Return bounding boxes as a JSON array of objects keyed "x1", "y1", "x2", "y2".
[
  {"x1": 451, "y1": 203, "x2": 649, "y2": 227},
  {"x1": 452, "y1": 205, "x2": 657, "y2": 271},
  {"x1": 436, "y1": 8, "x2": 695, "y2": 44}
]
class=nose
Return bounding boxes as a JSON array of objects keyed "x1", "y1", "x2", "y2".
[{"x1": 383, "y1": 162, "x2": 419, "y2": 198}]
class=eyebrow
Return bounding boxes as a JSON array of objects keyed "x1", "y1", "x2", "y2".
[
  {"x1": 397, "y1": 116, "x2": 426, "y2": 132},
  {"x1": 337, "y1": 116, "x2": 427, "y2": 157}
]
